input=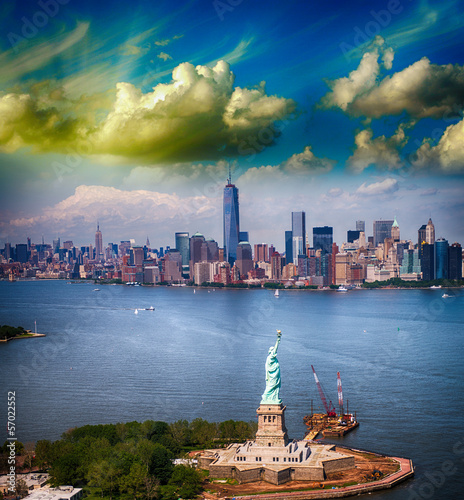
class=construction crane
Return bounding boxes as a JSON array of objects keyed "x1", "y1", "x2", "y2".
[
  {"x1": 311, "y1": 365, "x2": 337, "y2": 417},
  {"x1": 337, "y1": 371, "x2": 344, "y2": 416}
]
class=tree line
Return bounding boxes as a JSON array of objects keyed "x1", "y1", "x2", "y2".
[{"x1": 1, "y1": 418, "x2": 257, "y2": 500}]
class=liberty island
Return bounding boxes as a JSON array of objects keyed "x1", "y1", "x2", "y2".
[{"x1": 199, "y1": 330, "x2": 356, "y2": 484}]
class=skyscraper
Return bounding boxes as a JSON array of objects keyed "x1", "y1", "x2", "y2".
[
  {"x1": 236, "y1": 241, "x2": 253, "y2": 278},
  {"x1": 175, "y1": 232, "x2": 190, "y2": 277},
  {"x1": 223, "y1": 169, "x2": 240, "y2": 266},
  {"x1": 95, "y1": 223, "x2": 103, "y2": 261},
  {"x1": 373, "y1": 220, "x2": 394, "y2": 247},
  {"x1": 448, "y1": 243, "x2": 463, "y2": 280},
  {"x1": 285, "y1": 230, "x2": 293, "y2": 264},
  {"x1": 391, "y1": 216, "x2": 400, "y2": 242},
  {"x1": 418, "y1": 224, "x2": 427, "y2": 259},
  {"x1": 435, "y1": 238, "x2": 449, "y2": 279},
  {"x1": 292, "y1": 211, "x2": 306, "y2": 265},
  {"x1": 356, "y1": 220, "x2": 365, "y2": 232},
  {"x1": 313, "y1": 226, "x2": 333, "y2": 255},
  {"x1": 426, "y1": 218, "x2": 435, "y2": 244}
]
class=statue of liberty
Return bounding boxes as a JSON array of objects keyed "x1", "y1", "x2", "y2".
[{"x1": 261, "y1": 330, "x2": 282, "y2": 404}]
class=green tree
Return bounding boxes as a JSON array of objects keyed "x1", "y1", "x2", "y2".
[
  {"x1": 148, "y1": 443, "x2": 174, "y2": 485},
  {"x1": 164, "y1": 465, "x2": 203, "y2": 500},
  {"x1": 119, "y1": 462, "x2": 147, "y2": 499},
  {"x1": 35, "y1": 440, "x2": 53, "y2": 469},
  {"x1": 168, "y1": 420, "x2": 190, "y2": 448},
  {"x1": 49, "y1": 454, "x2": 81, "y2": 486},
  {"x1": 87, "y1": 459, "x2": 121, "y2": 500}
]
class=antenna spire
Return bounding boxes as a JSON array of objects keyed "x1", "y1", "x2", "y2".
[{"x1": 228, "y1": 164, "x2": 231, "y2": 184}]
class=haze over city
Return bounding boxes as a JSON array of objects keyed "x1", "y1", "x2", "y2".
[{"x1": 1, "y1": 0, "x2": 463, "y2": 249}]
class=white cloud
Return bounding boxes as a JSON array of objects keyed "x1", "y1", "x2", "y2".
[
  {"x1": 412, "y1": 118, "x2": 464, "y2": 173},
  {"x1": 321, "y1": 39, "x2": 464, "y2": 120},
  {"x1": 347, "y1": 125, "x2": 408, "y2": 173},
  {"x1": 280, "y1": 146, "x2": 335, "y2": 174},
  {"x1": 4, "y1": 185, "x2": 220, "y2": 239},
  {"x1": 320, "y1": 37, "x2": 393, "y2": 111},
  {"x1": 356, "y1": 178, "x2": 399, "y2": 196},
  {"x1": 157, "y1": 52, "x2": 172, "y2": 61}
]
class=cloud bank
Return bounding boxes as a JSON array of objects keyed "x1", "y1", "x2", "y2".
[{"x1": 0, "y1": 60, "x2": 296, "y2": 163}]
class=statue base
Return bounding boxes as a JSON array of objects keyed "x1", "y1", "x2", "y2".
[{"x1": 255, "y1": 403, "x2": 288, "y2": 447}]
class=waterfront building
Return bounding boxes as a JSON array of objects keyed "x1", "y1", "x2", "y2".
[
  {"x1": 435, "y1": 238, "x2": 449, "y2": 279},
  {"x1": 426, "y1": 218, "x2": 435, "y2": 245},
  {"x1": 448, "y1": 243, "x2": 463, "y2": 280},
  {"x1": 194, "y1": 261, "x2": 213, "y2": 285},
  {"x1": 271, "y1": 252, "x2": 282, "y2": 280},
  {"x1": 313, "y1": 226, "x2": 333, "y2": 255},
  {"x1": 189, "y1": 232, "x2": 205, "y2": 276},
  {"x1": 285, "y1": 230, "x2": 293, "y2": 265},
  {"x1": 175, "y1": 232, "x2": 190, "y2": 277},
  {"x1": 292, "y1": 211, "x2": 306, "y2": 265},
  {"x1": 95, "y1": 223, "x2": 103, "y2": 261},
  {"x1": 400, "y1": 248, "x2": 421, "y2": 280},
  {"x1": 421, "y1": 243, "x2": 435, "y2": 280},
  {"x1": 223, "y1": 172, "x2": 240, "y2": 266},
  {"x1": 418, "y1": 224, "x2": 427, "y2": 259},
  {"x1": 236, "y1": 241, "x2": 253, "y2": 278},
  {"x1": 201, "y1": 238, "x2": 219, "y2": 262},
  {"x1": 373, "y1": 219, "x2": 394, "y2": 247},
  {"x1": 162, "y1": 250, "x2": 182, "y2": 282}
]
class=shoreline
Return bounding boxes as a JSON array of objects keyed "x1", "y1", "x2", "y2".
[{"x1": 0, "y1": 332, "x2": 46, "y2": 343}]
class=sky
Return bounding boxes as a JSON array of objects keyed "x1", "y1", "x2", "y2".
[{"x1": 1, "y1": 0, "x2": 463, "y2": 251}]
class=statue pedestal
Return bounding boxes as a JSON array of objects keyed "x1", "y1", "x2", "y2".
[{"x1": 255, "y1": 403, "x2": 288, "y2": 447}]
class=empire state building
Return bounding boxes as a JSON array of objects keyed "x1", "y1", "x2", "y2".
[{"x1": 223, "y1": 169, "x2": 240, "y2": 266}]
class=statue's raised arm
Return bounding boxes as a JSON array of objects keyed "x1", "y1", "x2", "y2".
[{"x1": 261, "y1": 330, "x2": 283, "y2": 405}]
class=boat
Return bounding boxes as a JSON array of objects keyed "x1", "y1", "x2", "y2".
[
  {"x1": 430, "y1": 285, "x2": 442, "y2": 289},
  {"x1": 337, "y1": 286, "x2": 348, "y2": 292},
  {"x1": 146, "y1": 306, "x2": 155, "y2": 310},
  {"x1": 274, "y1": 289, "x2": 279, "y2": 297},
  {"x1": 134, "y1": 308, "x2": 139, "y2": 315},
  {"x1": 93, "y1": 288, "x2": 100, "y2": 292},
  {"x1": 442, "y1": 293, "x2": 450, "y2": 298}
]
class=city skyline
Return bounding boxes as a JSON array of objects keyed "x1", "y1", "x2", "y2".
[{"x1": 1, "y1": 1, "x2": 463, "y2": 248}]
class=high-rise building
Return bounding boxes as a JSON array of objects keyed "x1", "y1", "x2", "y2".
[
  {"x1": 347, "y1": 230, "x2": 360, "y2": 243},
  {"x1": 223, "y1": 170, "x2": 240, "y2": 266},
  {"x1": 236, "y1": 241, "x2": 253, "y2": 278},
  {"x1": 175, "y1": 232, "x2": 190, "y2": 277},
  {"x1": 254, "y1": 244, "x2": 268, "y2": 263},
  {"x1": 426, "y1": 218, "x2": 435, "y2": 244},
  {"x1": 373, "y1": 220, "x2": 394, "y2": 247},
  {"x1": 285, "y1": 230, "x2": 293, "y2": 265},
  {"x1": 356, "y1": 220, "x2": 365, "y2": 232},
  {"x1": 435, "y1": 238, "x2": 449, "y2": 279},
  {"x1": 448, "y1": 243, "x2": 462, "y2": 280},
  {"x1": 201, "y1": 238, "x2": 219, "y2": 262},
  {"x1": 270, "y1": 252, "x2": 282, "y2": 280},
  {"x1": 292, "y1": 211, "x2": 306, "y2": 265},
  {"x1": 95, "y1": 223, "x2": 103, "y2": 261},
  {"x1": 130, "y1": 246, "x2": 144, "y2": 267},
  {"x1": 53, "y1": 238, "x2": 60, "y2": 254},
  {"x1": 391, "y1": 217, "x2": 400, "y2": 242},
  {"x1": 189, "y1": 232, "x2": 205, "y2": 276},
  {"x1": 418, "y1": 224, "x2": 427, "y2": 259},
  {"x1": 421, "y1": 243, "x2": 435, "y2": 280},
  {"x1": 313, "y1": 226, "x2": 333, "y2": 255},
  {"x1": 239, "y1": 231, "x2": 249, "y2": 243},
  {"x1": 15, "y1": 244, "x2": 28, "y2": 263}
]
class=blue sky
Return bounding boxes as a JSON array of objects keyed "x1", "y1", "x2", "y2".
[{"x1": 1, "y1": 0, "x2": 463, "y2": 250}]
